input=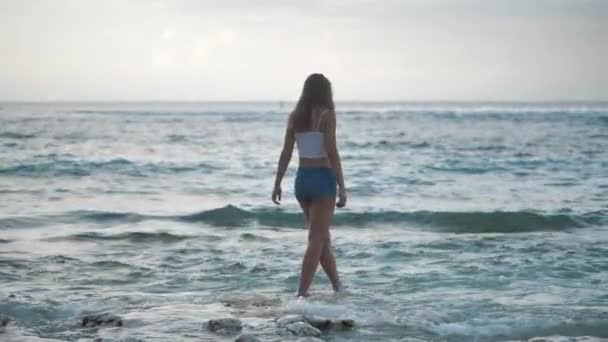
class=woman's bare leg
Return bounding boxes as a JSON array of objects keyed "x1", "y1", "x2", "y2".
[
  {"x1": 321, "y1": 237, "x2": 342, "y2": 292},
  {"x1": 297, "y1": 196, "x2": 338, "y2": 297},
  {"x1": 298, "y1": 199, "x2": 341, "y2": 292},
  {"x1": 298, "y1": 200, "x2": 312, "y2": 224}
]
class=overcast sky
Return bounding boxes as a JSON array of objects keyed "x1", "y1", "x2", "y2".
[{"x1": 1, "y1": 0, "x2": 606, "y2": 101}]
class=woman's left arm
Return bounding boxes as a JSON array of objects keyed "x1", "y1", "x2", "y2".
[{"x1": 272, "y1": 114, "x2": 295, "y2": 204}]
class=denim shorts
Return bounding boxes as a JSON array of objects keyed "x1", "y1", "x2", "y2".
[{"x1": 294, "y1": 167, "x2": 337, "y2": 202}]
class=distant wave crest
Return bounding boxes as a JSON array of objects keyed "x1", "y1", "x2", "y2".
[
  {"x1": 48, "y1": 231, "x2": 189, "y2": 243},
  {"x1": 0, "y1": 157, "x2": 219, "y2": 177},
  {"x1": 0, "y1": 131, "x2": 37, "y2": 139},
  {"x1": 2, "y1": 205, "x2": 605, "y2": 233}
]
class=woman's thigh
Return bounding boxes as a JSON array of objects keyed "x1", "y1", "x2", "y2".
[
  {"x1": 308, "y1": 196, "x2": 336, "y2": 241},
  {"x1": 298, "y1": 200, "x2": 312, "y2": 223}
]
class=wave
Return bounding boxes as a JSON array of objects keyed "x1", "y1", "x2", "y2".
[
  {"x1": 346, "y1": 140, "x2": 430, "y2": 150},
  {"x1": 66, "y1": 104, "x2": 608, "y2": 120},
  {"x1": 48, "y1": 231, "x2": 190, "y2": 243},
  {"x1": 72, "y1": 109, "x2": 180, "y2": 115},
  {"x1": 0, "y1": 131, "x2": 37, "y2": 139},
  {"x1": 426, "y1": 165, "x2": 507, "y2": 174},
  {"x1": 70, "y1": 109, "x2": 277, "y2": 117},
  {"x1": 2, "y1": 206, "x2": 606, "y2": 233},
  {"x1": 0, "y1": 158, "x2": 220, "y2": 177},
  {"x1": 70, "y1": 210, "x2": 145, "y2": 222}
]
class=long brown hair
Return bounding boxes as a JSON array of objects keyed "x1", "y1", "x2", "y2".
[{"x1": 292, "y1": 73, "x2": 335, "y2": 132}]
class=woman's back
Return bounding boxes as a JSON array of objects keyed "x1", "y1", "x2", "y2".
[{"x1": 294, "y1": 107, "x2": 329, "y2": 159}]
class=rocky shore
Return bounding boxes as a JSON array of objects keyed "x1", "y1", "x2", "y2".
[{"x1": 1, "y1": 311, "x2": 607, "y2": 341}]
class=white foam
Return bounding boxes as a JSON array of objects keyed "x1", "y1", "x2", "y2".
[{"x1": 282, "y1": 292, "x2": 396, "y2": 326}]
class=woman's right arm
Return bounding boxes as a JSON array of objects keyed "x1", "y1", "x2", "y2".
[{"x1": 323, "y1": 110, "x2": 347, "y2": 207}]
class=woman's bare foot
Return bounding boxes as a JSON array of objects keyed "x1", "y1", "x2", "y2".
[{"x1": 297, "y1": 290, "x2": 310, "y2": 298}]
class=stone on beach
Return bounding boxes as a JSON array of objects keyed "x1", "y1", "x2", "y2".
[
  {"x1": 81, "y1": 313, "x2": 123, "y2": 328},
  {"x1": 276, "y1": 315, "x2": 306, "y2": 327},
  {"x1": 1, "y1": 314, "x2": 12, "y2": 329},
  {"x1": 221, "y1": 294, "x2": 281, "y2": 309},
  {"x1": 276, "y1": 314, "x2": 354, "y2": 332},
  {"x1": 235, "y1": 333, "x2": 261, "y2": 342},
  {"x1": 302, "y1": 316, "x2": 332, "y2": 330},
  {"x1": 305, "y1": 316, "x2": 354, "y2": 330},
  {"x1": 285, "y1": 321, "x2": 322, "y2": 337},
  {"x1": 206, "y1": 318, "x2": 243, "y2": 333},
  {"x1": 92, "y1": 337, "x2": 144, "y2": 342},
  {"x1": 528, "y1": 337, "x2": 608, "y2": 342}
]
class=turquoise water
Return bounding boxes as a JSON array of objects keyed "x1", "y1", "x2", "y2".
[{"x1": 1, "y1": 102, "x2": 607, "y2": 341}]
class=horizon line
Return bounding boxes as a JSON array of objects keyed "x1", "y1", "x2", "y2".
[{"x1": 1, "y1": 99, "x2": 608, "y2": 104}]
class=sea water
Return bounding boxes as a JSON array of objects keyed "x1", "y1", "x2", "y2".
[{"x1": 1, "y1": 102, "x2": 607, "y2": 341}]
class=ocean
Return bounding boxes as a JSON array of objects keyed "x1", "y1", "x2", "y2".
[{"x1": 0, "y1": 101, "x2": 607, "y2": 341}]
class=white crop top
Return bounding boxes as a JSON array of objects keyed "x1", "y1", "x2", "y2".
[{"x1": 295, "y1": 109, "x2": 328, "y2": 159}]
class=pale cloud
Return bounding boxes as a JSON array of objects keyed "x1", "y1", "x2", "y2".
[
  {"x1": 0, "y1": 0, "x2": 606, "y2": 101},
  {"x1": 160, "y1": 27, "x2": 177, "y2": 41}
]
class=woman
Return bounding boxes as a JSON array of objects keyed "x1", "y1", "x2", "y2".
[{"x1": 272, "y1": 73, "x2": 347, "y2": 298}]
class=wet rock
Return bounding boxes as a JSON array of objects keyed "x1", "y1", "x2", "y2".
[
  {"x1": 222, "y1": 295, "x2": 281, "y2": 309},
  {"x1": 81, "y1": 313, "x2": 123, "y2": 328},
  {"x1": 285, "y1": 321, "x2": 321, "y2": 337},
  {"x1": 206, "y1": 318, "x2": 242, "y2": 333},
  {"x1": 276, "y1": 315, "x2": 305, "y2": 326},
  {"x1": 235, "y1": 333, "x2": 261, "y2": 342},
  {"x1": 303, "y1": 316, "x2": 332, "y2": 330},
  {"x1": 528, "y1": 337, "x2": 570, "y2": 342},
  {"x1": 303, "y1": 316, "x2": 354, "y2": 331},
  {"x1": 120, "y1": 337, "x2": 145, "y2": 342},
  {"x1": 296, "y1": 338, "x2": 324, "y2": 342},
  {"x1": 276, "y1": 314, "x2": 354, "y2": 334},
  {"x1": 1, "y1": 314, "x2": 11, "y2": 328},
  {"x1": 528, "y1": 337, "x2": 607, "y2": 342},
  {"x1": 333, "y1": 318, "x2": 355, "y2": 329},
  {"x1": 0, "y1": 331, "x2": 63, "y2": 341},
  {"x1": 91, "y1": 338, "x2": 144, "y2": 342},
  {"x1": 529, "y1": 338, "x2": 568, "y2": 342}
]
